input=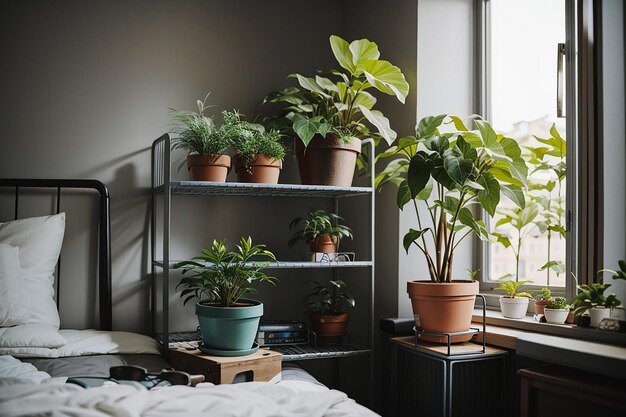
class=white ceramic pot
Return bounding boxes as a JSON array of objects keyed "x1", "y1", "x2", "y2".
[
  {"x1": 589, "y1": 306, "x2": 610, "y2": 327},
  {"x1": 499, "y1": 296, "x2": 529, "y2": 319},
  {"x1": 544, "y1": 308, "x2": 569, "y2": 324}
]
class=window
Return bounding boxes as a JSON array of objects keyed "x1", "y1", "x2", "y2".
[{"x1": 480, "y1": 0, "x2": 574, "y2": 294}]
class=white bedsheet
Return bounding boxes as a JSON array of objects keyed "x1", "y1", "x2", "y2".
[{"x1": 0, "y1": 329, "x2": 161, "y2": 358}]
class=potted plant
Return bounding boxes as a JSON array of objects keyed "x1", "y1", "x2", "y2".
[
  {"x1": 572, "y1": 283, "x2": 621, "y2": 327},
  {"x1": 377, "y1": 115, "x2": 529, "y2": 341},
  {"x1": 223, "y1": 110, "x2": 286, "y2": 184},
  {"x1": 173, "y1": 237, "x2": 277, "y2": 355},
  {"x1": 543, "y1": 296, "x2": 570, "y2": 324},
  {"x1": 304, "y1": 280, "x2": 355, "y2": 345},
  {"x1": 534, "y1": 287, "x2": 552, "y2": 315},
  {"x1": 170, "y1": 94, "x2": 231, "y2": 181},
  {"x1": 288, "y1": 209, "x2": 353, "y2": 254},
  {"x1": 265, "y1": 35, "x2": 409, "y2": 186},
  {"x1": 497, "y1": 281, "x2": 533, "y2": 319}
]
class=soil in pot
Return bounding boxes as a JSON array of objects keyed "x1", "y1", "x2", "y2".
[
  {"x1": 309, "y1": 312, "x2": 349, "y2": 345},
  {"x1": 233, "y1": 154, "x2": 282, "y2": 184},
  {"x1": 187, "y1": 154, "x2": 231, "y2": 182},
  {"x1": 309, "y1": 234, "x2": 338, "y2": 253},
  {"x1": 407, "y1": 280, "x2": 479, "y2": 343},
  {"x1": 294, "y1": 134, "x2": 361, "y2": 187}
]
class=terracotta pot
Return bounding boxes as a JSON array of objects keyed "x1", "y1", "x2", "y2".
[
  {"x1": 233, "y1": 154, "x2": 282, "y2": 184},
  {"x1": 534, "y1": 299, "x2": 551, "y2": 315},
  {"x1": 294, "y1": 134, "x2": 361, "y2": 186},
  {"x1": 565, "y1": 310, "x2": 575, "y2": 324},
  {"x1": 309, "y1": 234, "x2": 338, "y2": 253},
  {"x1": 309, "y1": 312, "x2": 349, "y2": 345},
  {"x1": 187, "y1": 154, "x2": 231, "y2": 182},
  {"x1": 406, "y1": 280, "x2": 479, "y2": 343}
]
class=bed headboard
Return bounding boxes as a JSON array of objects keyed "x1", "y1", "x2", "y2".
[{"x1": 0, "y1": 178, "x2": 112, "y2": 331}]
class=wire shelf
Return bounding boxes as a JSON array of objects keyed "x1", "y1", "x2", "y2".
[{"x1": 153, "y1": 260, "x2": 373, "y2": 269}]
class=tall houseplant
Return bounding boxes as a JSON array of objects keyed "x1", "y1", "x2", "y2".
[
  {"x1": 265, "y1": 35, "x2": 409, "y2": 186},
  {"x1": 174, "y1": 237, "x2": 277, "y2": 355},
  {"x1": 170, "y1": 94, "x2": 231, "y2": 182},
  {"x1": 377, "y1": 114, "x2": 529, "y2": 340}
]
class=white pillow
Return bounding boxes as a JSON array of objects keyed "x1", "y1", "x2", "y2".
[
  {"x1": 0, "y1": 213, "x2": 65, "y2": 329},
  {"x1": 0, "y1": 244, "x2": 31, "y2": 326},
  {"x1": 0, "y1": 323, "x2": 67, "y2": 348}
]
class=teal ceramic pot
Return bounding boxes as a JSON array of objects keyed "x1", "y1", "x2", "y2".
[{"x1": 195, "y1": 299, "x2": 263, "y2": 351}]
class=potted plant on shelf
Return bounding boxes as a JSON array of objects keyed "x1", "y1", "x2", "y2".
[
  {"x1": 288, "y1": 209, "x2": 353, "y2": 254},
  {"x1": 304, "y1": 280, "x2": 355, "y2": 345},
  {"x1": 170, "y1": 94, "x2": 231, "y2": 182},
  {"x1": 497, "y1": 281, "x2": 533, "y2": 319},
  {"x1": 534, "y1": 287, "x2": 552, "y2": 315},
  {"x1": 264, "y1": 35, "x2": 409, "y2": 186},
  {"x1": 572, "y1": 283, "x2": 621, "y2": 328},
  {"x1": 543, "y1": 296, "x2": 570, "y2": 324},
  {"x1": 174, "y1": 237, "x2": 277, "y2": 355},
  {"x1": 377, "y1": 114, "x2": 529, "y2": 341},
  {"x1": 223, "y1": 110, "x2": 286, "y2": 184}
]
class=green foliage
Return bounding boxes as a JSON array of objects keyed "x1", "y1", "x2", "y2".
[
  {"x1": 264, "y1": 35, "x2": 409, "y2": 148},
  {"x1": 377, "y1": 115, "x2": 529, "y2": 283},
  {"x1": 547, "y1": 296, "x2": 569, "y2": 310},
  {"x1": 304, "y1": 280, "x2": 355, "y2": 315},
  {"x1": 497, "y1": 280, "x2": 533, "y2": 298},
  {"x1": 572, "y1": 282, "x2": 621, "y2": 316},
  {"x1": 223, "y1": 110, "x2": 285, "y2": 172},
  {"x1": 600, "y1": 259, "x2": 626, "y2": 281},
  {"x1": 535, "y1": 287, "x2": 552, "y2": 301},
  {"x1": 174, "y1": 237, "x2": 277, "y2": 307},
  {"x1": 288, "y1": 210, "x2": 353, "y2": 250},
  {"x1": 170, "y1": 94, "x2": 230, "y2": 157}
]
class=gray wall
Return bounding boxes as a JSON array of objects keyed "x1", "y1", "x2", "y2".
[{"x1": 602, "y1": 0, "x2": 626, "y2": 313}]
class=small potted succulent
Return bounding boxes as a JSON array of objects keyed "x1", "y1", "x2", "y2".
[
  {"x1": 304, "y1": 280, "x2": 355, "y2": 345},
  {"x1": 544, "y1": 296, "x2": 570, "y2": 324},
  {"x1": 174, "y1": 237, "x2": 277, "y2": 355},
  {"x1": 288, "y1": 210, "x2": 353, "y2": 254},
  {"x1": 534, "y1": 287, "x2": 552, "y2": 315},
  {"x1": 170, "y1": 94, "x2": 231, "y2": 181},
  {"x1": 497, "y1": 281, "x2": 533, "y2": 319},
  {"x1": 223, "y1": 110, "x2": 286, "y2": 184}
]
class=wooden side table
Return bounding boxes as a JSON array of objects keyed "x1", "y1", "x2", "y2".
[
  {"x1": 170, "y1": 348, "x2": 282, "y2": 384},
  {"x1": 389, "y1": 336, "x2": 509, "y2": 417}
]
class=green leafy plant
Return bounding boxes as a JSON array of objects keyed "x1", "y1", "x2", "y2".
[
  {"x1": 600, "y1": 259, "x2": 626, "y2": 281},
  {"x1": 174, "y1": 237, "x2": 278, "y2": 307},
  {"x1": 497, "y1": 280, "x2": 533, "y2": 298},
  {"x1": 264, "y1": 35, "x2": 409, "y2": 148},
  {"x1": 546, "y1": 296, "x2": 569, "y2": 310},
  {"x1": 535, "y1": 287, "x2": 552, "y2": 301},
  {"x1": 376, "y1": 115, "x2": 529, "y2": 282},
  {"x1": 170, "y1": 94, "x2": 230, "y2": 158},
  {"x1": 223, "y1": 110, "x2": 286, "y2": 172},
  {"x1": 304, "y1": 280, "x2": 355, "y2": 315},
  {"x1": 571, "y1": 283, "x2": 621, "y2": 316},
  {"x1": 288, "y1": 210, "x2": 353, "y2": 250}
]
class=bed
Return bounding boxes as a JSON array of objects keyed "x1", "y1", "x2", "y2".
[{"x1": 0, "y1": 178, "x2": 378, "y2": 417}]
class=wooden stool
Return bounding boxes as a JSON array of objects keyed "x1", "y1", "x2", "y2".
[{"x1": 170, "y1": 348, "x2": 282, "y2": 384}]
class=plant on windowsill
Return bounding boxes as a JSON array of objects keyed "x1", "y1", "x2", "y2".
[
  {"x1": 497, "y1": 280, "x2": 533, "y2": 319},
  {"x1": 223, "y1": 110, "x2": 286, "y2": 184},
  {"x1": 376, "y1": 114, "x2": 530, "y2": 342},
  {"x1": 170, "y1": 94, "x2": 231, "y2": 182},
  {"x1": 543, "y1": 296, "x2": 570, "y2": 324},
  {"x1": 264, "y1": 35, "x2": 409, "y2": 186},
  {"x1": 533, "y1": 287, "x2": 553, "y2": 316},
  {"x1": 288, "y1": 209, "x2": 353, "y2": 255},
  {"x1": 304, "y1": 280, "x2": 355, "y2": 345},
  {"x1": 174, "y1": 237, "x2": 277, "y2": 355}
]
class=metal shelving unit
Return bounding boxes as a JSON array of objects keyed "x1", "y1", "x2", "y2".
[{"x1": 150, "y1": 133, "x2": 375, "y2": 371}]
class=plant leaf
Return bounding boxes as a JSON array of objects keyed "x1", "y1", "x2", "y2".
[
  {"x1": 408, "y1": 152, "x2": 434, "y2": 198},
  {"x1": 477, "y1": 172, "x2": 501, "y2": 216},
  {"x1": 359, "y1": 106, "x2": 397, "y2": 145},
  {"x1": 362, "y1": 59, "x2": 410, "y2": 103},
  {"x1": 329, "y1": 35, "x2": 355, "y2": 73},
  {"x1": 415, "y1": 115, "x2": 447, "y2": 139}
]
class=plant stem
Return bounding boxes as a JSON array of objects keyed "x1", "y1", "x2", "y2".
[{"x1": 412, "y1": 199, "x2": 437, "y2": 280}]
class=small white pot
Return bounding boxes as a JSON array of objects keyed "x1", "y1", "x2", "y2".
[
  {"x1": 544, "y1": 308, "x2": 569, "y2": 324},
  {"x1": 589, "y1": 306, "x2": 610, "y2": 327},
  {"x1": 500, "y1": 296, "x2": 529, "y2": 319}
]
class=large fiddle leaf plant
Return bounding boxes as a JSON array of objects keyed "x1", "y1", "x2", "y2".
[
  {"x1": 264, "y1": 35, "x2": 409, "y2": 148},
  {"x1": 377, "y1": 115, "x2": 530, "y2": 283}
]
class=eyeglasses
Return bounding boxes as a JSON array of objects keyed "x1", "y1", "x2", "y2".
[{"x1": 109, "y1": 365, "x2": 192, "y2": 389}]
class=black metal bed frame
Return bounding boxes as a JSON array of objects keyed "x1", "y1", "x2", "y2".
[{"x1": 0, "y1": 178, "x2": 112, "y2": 331}]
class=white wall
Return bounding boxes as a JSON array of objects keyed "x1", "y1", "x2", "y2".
[
  {"x1": 398, "y1": 0, "x2": 475, "y2": 317},
  {"x1": 602, "y1": 0, "x2": 626, "y2": 313}
]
